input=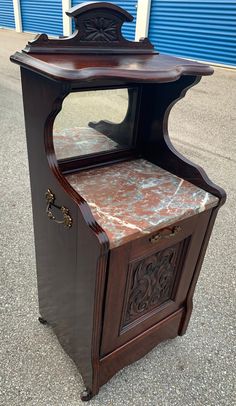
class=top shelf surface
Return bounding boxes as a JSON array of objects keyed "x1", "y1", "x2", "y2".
[{"x1": 11, "y1": 52, "x2": 213, "y2": 83}]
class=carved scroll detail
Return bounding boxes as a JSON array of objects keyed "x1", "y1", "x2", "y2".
[{"x1": 123, "y1": 244, "x2": 182, "y2": 326}]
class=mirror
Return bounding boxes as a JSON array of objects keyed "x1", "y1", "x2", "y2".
[{"x1": 53, "y1": 88, "x2": 138, "y2": 160}]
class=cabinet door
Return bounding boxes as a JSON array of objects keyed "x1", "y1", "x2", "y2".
[{"x1": 101, "y1": 210, "x2": 212, "y2": 356}]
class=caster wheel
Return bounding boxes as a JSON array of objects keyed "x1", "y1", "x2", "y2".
[
  {"x1": 80, "y1": 389, "x2": 92, "y2": 402},
  {"x1": 38, "y1": 316, "x2": 48, "y2": 325}
]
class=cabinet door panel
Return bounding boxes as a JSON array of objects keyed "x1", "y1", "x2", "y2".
[{"x1": 101, "y1": 210, "x2": 212, "y2": 356}]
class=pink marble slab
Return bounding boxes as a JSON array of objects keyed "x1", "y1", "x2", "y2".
[
  {"x1": 53, "y1": 126, "x2": 119, "y2": 159},
  {"x1": 66, "y1": 159, "x2": 219, "y2": 248}
]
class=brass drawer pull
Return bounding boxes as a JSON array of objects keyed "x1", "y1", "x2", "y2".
[
  {"x1": 45, "y1": 189, "x2": 72, "y2": 228},
  {"x1": 150, "y1": 226, "x2": 181, "y2": 243}
]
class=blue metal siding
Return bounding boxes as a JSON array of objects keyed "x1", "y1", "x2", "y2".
[
  {"x1": 148, "y1": 0, "x2": 236, "y2": 66},
  {"x1": 21, "y1": 0, "x2": 63, "y2": 36},
  {"x1": 72, "y1": 0, "x2": 137, "y2": 40},
  {"x1": 0, "y1": 0, "x2": 15, "y2": 29}
]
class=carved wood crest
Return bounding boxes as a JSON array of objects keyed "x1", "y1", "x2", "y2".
[{"x1": 24, "y1": 2, "x2": 155, "y2": 54}]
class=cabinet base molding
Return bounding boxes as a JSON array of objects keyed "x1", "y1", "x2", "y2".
[{"x1": 99, "y1": 308, "x2": 184, "y2": 388}]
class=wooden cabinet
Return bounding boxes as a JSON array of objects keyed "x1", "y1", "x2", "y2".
[{"x1": 11, "y1": 2, "x2": 226, "y2": 401}]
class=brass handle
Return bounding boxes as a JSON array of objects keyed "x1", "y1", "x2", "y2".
[
  {"x1": 45, "y1": 189, "x2": 72, "y2": 228},
  {"x1": 150, "y1": 226, "x2": 181, "y2": 243}
]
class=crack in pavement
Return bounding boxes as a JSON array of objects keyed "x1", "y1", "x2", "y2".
[{"x1": 172, "y1": 137, "x2": 236, "y2": 163}]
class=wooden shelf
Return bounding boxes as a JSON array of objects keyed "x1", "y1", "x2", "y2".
[{"x1": 11, "y1": 52, "x2": 213, "y2": 83}]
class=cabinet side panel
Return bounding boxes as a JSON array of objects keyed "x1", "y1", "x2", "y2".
[{"x1": 20, "y1": 68, "x2": 106, "y2": 392}]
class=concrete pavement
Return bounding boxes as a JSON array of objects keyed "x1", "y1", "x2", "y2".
[{"x1": 0, "y1": 29, "x2": 235, "y2": 406}]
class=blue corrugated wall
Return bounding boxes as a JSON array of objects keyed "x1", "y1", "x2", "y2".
[
  {"x1": 71, "y1": 0, "x2": 137, "y2": 40},
  {"x1": 148, "y1": 0, "x2": 236, "y2": 66},
  {"x1": 0, "y1": 0, "x2": 15, "y2": 29},
  {"x1": 20, "y1": 0, "x2": 63, "y2": 36}
]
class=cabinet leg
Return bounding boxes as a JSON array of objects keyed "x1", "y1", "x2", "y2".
[
  {"x1": 179, "y1": 302, "x2": 193, "y2": 336},
  {"x1": 38, "y1": 316, "x2": 48, "y2": 325},
  {"x1": 80, "y1": 389, "x2": 93, "y2": 402}
]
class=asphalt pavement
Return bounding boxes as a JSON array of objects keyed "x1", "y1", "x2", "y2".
[{"x1": 0, "y1": 29, "x2": 235, "y2": 406}]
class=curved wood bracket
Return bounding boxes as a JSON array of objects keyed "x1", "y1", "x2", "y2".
[
  {"x1": 137, "y1": 76, "x2": 226, "y2": 205},
  {"x1": 23, "y1": 2, "x2": 154, "y2": 55}
]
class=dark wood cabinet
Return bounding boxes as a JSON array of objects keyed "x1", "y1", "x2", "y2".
[{"x1": 11, "y1": 2, "x2": 226, "y2": 401}]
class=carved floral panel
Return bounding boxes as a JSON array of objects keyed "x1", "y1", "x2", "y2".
[
  {"x1": 82, "y1": 17, "x2": 118, "y2": 42},
  {"x1": 122, "y1": 243, "x2": 183, "y2": 327}
]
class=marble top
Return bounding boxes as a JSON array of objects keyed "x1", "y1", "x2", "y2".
[
  {"x1": 54, "y1": 127, "x2": 119, "y2": 159},
  {"x1": 66, "y1": 159, "x2": 219, "y2": 248}
]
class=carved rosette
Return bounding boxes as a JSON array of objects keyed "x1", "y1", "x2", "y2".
[
  {"x1": 123, "y1": 245, "x2": 181, "y2": 326},
  {"x1": 82, "y1": 17, "x2": 118, "y2": 42}
]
